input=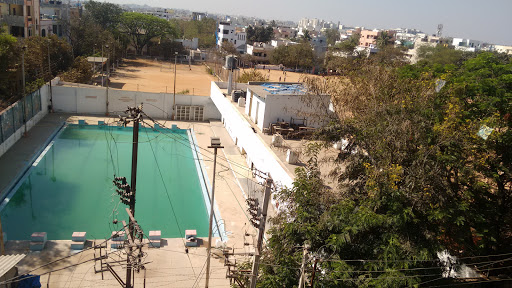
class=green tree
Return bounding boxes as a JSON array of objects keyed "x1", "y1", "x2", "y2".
[
  {"x1": 376, "y1": 31, "x2": 393, "y2": 49},
  {"x1": 171, "y1": 18, "x2": 217, "y2": 48},
  {"x1": 246, "y1": 25, "x2": 274, "y2": 44},
  {"x1": 270, "y1": 42, "x2": 315, "y2": 69},
  {"x1": 0, "y1": 27, "x2": 19, "y2": 105},
  {"x1": 301, "y1": 29, "x2": 312, "y2": 41},
  {"x1": 119, "y1": 12, "x2": 176, "y2": 55},
  {"x1": 60, "y1": 56, "x2": 93, "y2": 83},
  {"x1": 84, "y1": 0, "x2": 123, "y2": 30},
  {"x1": 257, "y1": 53, "x2": 512, "y2": 286},
  {"x1": 324, "y1": 28, "x2": 340, "y2": 46},
  {"x1": 333, "y1": 32, "x2": 360, "y2": 54}
]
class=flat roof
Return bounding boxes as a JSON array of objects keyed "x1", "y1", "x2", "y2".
[
  {"x1": 247, "y1": 82, "x2": 306, "y2": 98},
  {"x1": 86, "y1": 57, "x2": 108, "y2": 64}
]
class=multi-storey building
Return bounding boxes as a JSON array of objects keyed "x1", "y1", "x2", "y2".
[
  {"x1": 0, "y1": 0, "x2": 40, "y2": 37},
  {"x1": 216, "y1": 21, "x2": 246, "y2": 53},
  {"x1": 39, "y1": 0, "x2": 68, "y2": 37}
]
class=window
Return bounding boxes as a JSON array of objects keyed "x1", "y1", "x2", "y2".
[
  {"x1": 223, "y1": 29, "x2": 229, "y2": 34},
  {"x1": 175, "y1": 105, "x2": 204, "y2": 121},
  {"x1": 41, "y1": 29, "x2": 46, "y2": 37},
  {"x1": 234, "y1": 40, "x2": 236, "y2": 44}
]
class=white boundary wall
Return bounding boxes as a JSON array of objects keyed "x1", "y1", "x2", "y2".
[
  {"x1": 0, "y1": 81, "x2": 51, "y2": 158},
  {"x1": 210, "y1": 81, "x2": 293, "y2": 190},
  {"x1": 52, "y1": 81, "x2": 221, "y2": 120}
]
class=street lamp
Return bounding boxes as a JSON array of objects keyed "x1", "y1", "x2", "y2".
[
  {"x1": 172, "y1": 51, "x2": 178, "y2": 120},
  {"x1": 205, "y1": 137, "x2": 223, "y2": 288}
]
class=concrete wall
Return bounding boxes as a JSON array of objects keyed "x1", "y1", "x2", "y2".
[
  {"x1": 52, "y1": 83, "x2": 221, "y2": 120},
  {"x1": 210, "y1": 81, "x2": 294, "y2": 191},
  {"x1": 264, "y1": 94, "x2": 331, "y2": 129},
  {"x1": 0, "y1": 82, "x2": 50, "y2": 158}
]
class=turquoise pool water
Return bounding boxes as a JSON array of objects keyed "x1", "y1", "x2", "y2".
[{"x1": 0, "y1": 124, "x2": 210, "y2": 240}]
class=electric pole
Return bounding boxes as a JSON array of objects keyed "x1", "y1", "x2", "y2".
[
  {"x1": 21, "y1": 45, "x2": 27, "y2": 137},
  {"x1": 114, "y1": 104, "x2": 143, "y2": 288},
  {"x1": 172, "y1": 52, "x2": 178, "y2": 120},
  {"x1": 205, "y1": 137, "x2": 223, "y2": 288},
  {"x1": 249, "y1": 178, "x2": 273, "y2": 288}
]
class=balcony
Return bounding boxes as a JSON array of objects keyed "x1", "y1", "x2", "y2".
[{"x1": 2, "y1": 15, "x2": 25, "y2": 27}]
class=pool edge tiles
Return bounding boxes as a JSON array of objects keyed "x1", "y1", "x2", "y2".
[{"x1": 188, "y1": 128, "x2": 225, "y2": 240}]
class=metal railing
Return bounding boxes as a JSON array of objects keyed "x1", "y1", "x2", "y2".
[{"x1": 0, "y1": 90, "x2": 42, "y2": 144}]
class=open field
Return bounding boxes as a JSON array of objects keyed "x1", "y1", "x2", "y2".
[
  {"x1": 238, "y1": 67, "x2": 310, "y2": 82},
  {"x1": 103, "y1": 58, "x2": 217, "y2": 96}
]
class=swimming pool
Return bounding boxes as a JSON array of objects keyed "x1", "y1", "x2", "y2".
[{"x1": 0, "y1": 124, "x2": 216, "y2": 240}]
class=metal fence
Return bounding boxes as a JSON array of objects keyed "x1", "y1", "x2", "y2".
[{"x1": 0, "y1": 90, "x2": 42, "y2": 144}]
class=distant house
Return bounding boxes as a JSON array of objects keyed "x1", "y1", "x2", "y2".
[
  {"x1": 217, "y1": 21, "x2": 246, "y2": 53},
  {"x1": 452, "y1": 38, "x2": 483, "y2": 52},
  {"x1": 246, "y1": 42, "x2": 274, "y2": 63}
]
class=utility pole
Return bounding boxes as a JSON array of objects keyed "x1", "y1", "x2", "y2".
[
  {"x1": 205, "y1": 137, "x2": 223, "y2": 288},
  {"x1": 105, "y1": 45, "x2": 110, "y2": 116},
  {"x1": 298, "y1": 244, "x2": 309, "y2": 288},
  {"x1": 101, "y1": 45, "x2": 104, "y2": 87},
  {"x1": 172, "y1": 52, "x2": 178, "y2": 120},
  {"x1": 115, "y1": 105, "x2": 143, "y2": 288},
  {"x1": 249, "y1": 178, "x2": 273, "y2": 288},
  {"x1": 21, "y1": 45, "x2": 27, "y2": 137},
  {"x1": 47, "y1": 39, "x2": 53, "y2": 112}
]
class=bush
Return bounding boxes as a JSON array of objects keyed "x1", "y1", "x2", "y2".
[{"x1": 237, "y1": 69, "x2": 266, "y2": 83}]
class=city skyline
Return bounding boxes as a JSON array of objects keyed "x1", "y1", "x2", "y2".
[{"x1": 112, "y1": 0, "x2": 512, "y2": 45}]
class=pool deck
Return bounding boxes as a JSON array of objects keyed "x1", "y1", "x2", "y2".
[{"x1": 0, "y1": 113, "x2": 267, "y2": 287}]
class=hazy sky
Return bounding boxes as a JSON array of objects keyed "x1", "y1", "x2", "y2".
[{"x1": 114, "y1": 0, "x2": 512, "y2": 45}]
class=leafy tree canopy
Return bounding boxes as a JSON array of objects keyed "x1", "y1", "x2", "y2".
[
  {"x1": 246, "y1": 25, "x2": 274, "y2": 44},
  {"x1": 119, "y1": 12, "x2": 176, "y2": 55},
  {"x1": 255, "y1": 52, "x2": 512, "y2": 287},
  {"x1": 84, "y1": 0, "x2": 124, "y2": 30}
]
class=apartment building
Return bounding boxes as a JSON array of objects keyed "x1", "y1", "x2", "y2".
[
  {"x1": 216, "y1": 21, "x2": 246, "y2": 53},
  {"x1": 40, "y1": 0, "x2": 68, "y2": 37},
  {"x1": 0, "y1": 0, "x2": 40, "y2": 37}
]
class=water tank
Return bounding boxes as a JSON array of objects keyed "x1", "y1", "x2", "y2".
[{"x1": 225, "y1": 55, "x2": 237, "y2": 70}]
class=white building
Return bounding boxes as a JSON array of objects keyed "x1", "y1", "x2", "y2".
[
  {"x1": 217, "y1": 21, "x2": 246, "y2": 53},
  {"x1": 494, "y1": 45, "x2": 512, "y2": 55},
  {"x1": 243, "y1": 82, "x2": 331, "y2": 131},
  {"x1": 176, "y1": 38, "x2": 199, "y2": 50},
  {"x1": 452, "y1": 38, "x2": 483, "y2": 52},
  {"x1": 246, "y1": 42, "x2": 274, "y2": 63}
]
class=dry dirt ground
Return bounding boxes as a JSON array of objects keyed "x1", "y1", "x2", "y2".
[
  {"x1": 238, "y1": 67, "x2": 310, "y2": 83},
  {"x1": 105, "y1": 58, "x2": 217, "y2": 96},
  {"x1": 95, "y1": 58, "x2": 311, "y2": 96}
]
